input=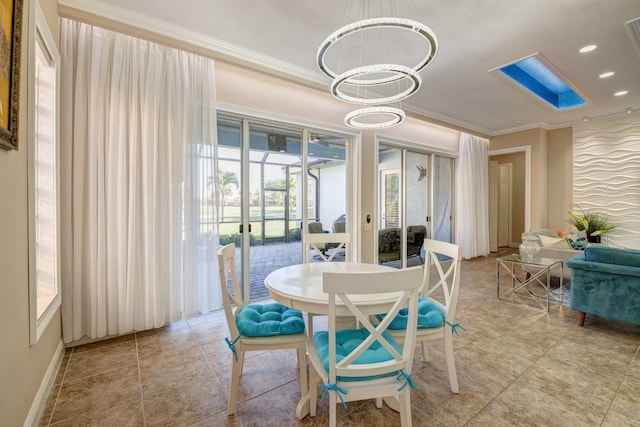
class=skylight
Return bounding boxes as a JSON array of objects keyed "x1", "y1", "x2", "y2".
[
  {"x1": 627, "y1": 17, "x2": 640, "y2": 57},
  {"x1": 497, "y1": 55, "x2": 587, "y2": 110}
]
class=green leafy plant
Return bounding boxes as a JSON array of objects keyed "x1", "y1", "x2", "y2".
[{"x1": 568, "y1": 209, "x2": 615, "y2": 237}]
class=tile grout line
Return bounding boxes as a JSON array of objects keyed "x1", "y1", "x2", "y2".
[
  {"x1": 134, "y1": 333, "x2": 148, "y2": 427},
  {"x1": 44, "y1": 346, "x2": 73, "y2": 426},
  {"x1": 599, "y1": 342, "x2": 640, "y2": 426},
  {"x1": 186, "y1": 319, "x2": 235, "y2": 425},
  {"x1": 463, "y1": 324, "x2": 572, "y2": 426}
]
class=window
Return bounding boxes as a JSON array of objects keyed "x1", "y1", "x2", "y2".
[{"x1": 28, "y1": 2, "x2": 60, "y2": 344}]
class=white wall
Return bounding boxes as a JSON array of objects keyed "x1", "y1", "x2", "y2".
[
  {"x1": 573, "y1": 117, "x2": 640, "y2": 248},
  {"x1": 0, "y1": 1, "x2": 64, "y2": 425}
]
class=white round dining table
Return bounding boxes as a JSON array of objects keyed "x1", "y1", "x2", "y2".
[
  {"x1": 264, "y1": 262, "x2": 400, "y2": 317},
  {"x1": 264, "y1": 261, "x2": 405, "y2": 419}
]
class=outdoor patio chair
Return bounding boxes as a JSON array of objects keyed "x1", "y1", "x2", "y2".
[{"x1": 407, "y1": 225, "x2": 427, "y2": 262}]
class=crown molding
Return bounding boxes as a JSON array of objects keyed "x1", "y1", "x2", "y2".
[
  {"x1": 57, "y1": 0, "x2": 498, "y2": 138},
  {"x1": 62, "y1": 0, "x2": 620, "y2": 139},
  {"x1": 58, "y1": 0, "x2": 326, "y2": 88}
]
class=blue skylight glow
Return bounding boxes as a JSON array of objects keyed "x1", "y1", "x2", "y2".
[{"x1": 499, "y1": 56, "x2": 587, "y2": 110}]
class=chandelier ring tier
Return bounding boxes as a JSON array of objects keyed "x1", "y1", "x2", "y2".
[
  {"x1": 344, "y1": 106, "x2": 406, "y2": 129},
  {"x1": 331, "y1": 64, "x2": 422, "y2": 104},
  {"x1": 317, "y1": 17, "x2": 438, "y2": 86}
]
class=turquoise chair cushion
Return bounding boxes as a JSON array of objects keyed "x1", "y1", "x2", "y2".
[
  {"x1": 380, "y1": 297, "x2": 444, "y2": 330},
  {"x1": 236, "y1": 302, "x2": 305, "y2": 337},
  {"x1": 313, "y1": 328, "x2": 402, "y2": 381}
]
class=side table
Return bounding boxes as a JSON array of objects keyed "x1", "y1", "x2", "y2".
[{"x1": 496, "y1": 254, "x2": 564, "y2": 312}]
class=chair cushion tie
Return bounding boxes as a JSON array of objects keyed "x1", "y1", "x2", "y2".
[
  {"x1": 225, "y1": 335, "x2": 241, "y2": 361},
  {"x1": 396, "y1": 370, "x2": 417, "y2": 392},
  {"x1": 319, "y1": 382, "x2": 348, "y2": 408},
  {"x1": 444, "y1": 320, "x2": 466, "y2": 335}
]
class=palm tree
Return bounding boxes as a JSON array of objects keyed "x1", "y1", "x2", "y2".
[{"x1": 209, "y1": 171, "x2": 239, "y2": 222}]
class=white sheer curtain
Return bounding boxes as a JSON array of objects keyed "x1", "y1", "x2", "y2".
[
  {"x1": 59, "y1": 19, "x2": 221, "y2": 343},
  {"x1": 455, "y1": 133, "x2": 490, "y2": 259}
]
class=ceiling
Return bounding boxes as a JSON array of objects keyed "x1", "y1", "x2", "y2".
[{"x1": 67, "y1": 0, "x2": 640, "y2": 135}]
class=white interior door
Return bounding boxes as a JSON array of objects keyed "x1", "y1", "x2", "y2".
[
  {"x1": 489, "y1": 160, "x2": 498, "y2": 252},
  {"x1": 498, "y1": 164, "x2": 512, "y2": 247}
]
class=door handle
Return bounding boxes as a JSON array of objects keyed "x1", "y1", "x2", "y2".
[{"x1": 239, "y1": 224, "x2": 252, "y2": 233}]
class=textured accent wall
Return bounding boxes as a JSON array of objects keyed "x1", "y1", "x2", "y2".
[{"x1": 573, "y1": 118, "x2": 640, "y2": 249}]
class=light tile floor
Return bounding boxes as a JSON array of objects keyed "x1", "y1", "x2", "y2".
[{"x1": 40, "y1": 251, "x2": 640, "y2": 426}]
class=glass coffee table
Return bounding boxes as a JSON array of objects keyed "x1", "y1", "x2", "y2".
[{"x1": 496, "y1": 254, "x2": 564, "y2": 312}]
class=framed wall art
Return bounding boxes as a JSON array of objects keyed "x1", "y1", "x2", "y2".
[{"x1": 0, "y1": 0, "x2": 24, "y2": 150}]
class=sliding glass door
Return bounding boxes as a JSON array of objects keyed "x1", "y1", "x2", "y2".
[
  {"x1": 307, "y1": 133, "x2": 350, "y2": 261},
  {"x1": 433, "y1": 155, "x2": 455, "y2": 243},
  {"x1": 217, "y1": 117, "x2": 352, "y2": 302},
  {"x1": 378, "y1": 143, "x2": 454, "y2": 268}
]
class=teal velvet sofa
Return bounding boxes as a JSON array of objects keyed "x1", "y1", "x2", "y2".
[{"x1": 566, "y1": 246, "x2": 640, "y2": 326}]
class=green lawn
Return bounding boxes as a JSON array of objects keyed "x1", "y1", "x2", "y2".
[{"x1": 218, "y1": 204, "x2": 301, "y2": 243}]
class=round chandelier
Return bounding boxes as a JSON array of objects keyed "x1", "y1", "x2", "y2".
[
  {"x1": 330, "y1": 64, "x2": 422, "y2": 105},
  {"x1": 317, "y1": 16, "x2": 438, "y2": 129},
  {"x1": 345, "y1": 106, "x2": 406, "y2": 129}
]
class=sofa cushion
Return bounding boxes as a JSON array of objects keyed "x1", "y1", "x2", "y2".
[
  {"x1": 566, "y1": 231, "x2": 588, "y2": 250},
  {"x1": 539, "y1": 235, "x2": 570, "y2": 249},
  {"x1": 379, "y1": 228, "x2": 401, "y2": 252},
  {"x1": 584, "y1": 246, "x2": 640, "y2": 267}
]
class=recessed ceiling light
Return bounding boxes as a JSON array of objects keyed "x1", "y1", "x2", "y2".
[
  {"x1": 599, "y1": 71, "x2": 615, "y2": 78},
  {"x1": 582, "y1": 116, "x2": 589, "y2": 121},
  {"x1": 513, "y1": 120, "x2": 524, "y2": 125},
  {"x1": 615, "y1": 90, "x2": 629, "y2": 96},
  {"x1": 579, "y1": 45, "x2": 597, "y2": 53}
]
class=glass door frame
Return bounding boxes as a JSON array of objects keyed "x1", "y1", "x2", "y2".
[
  {"x1": 222, "y1": 114, "x2": 357, "y2": 302},
  {"x1": 375, "y1": 137, "x2": 457, "y2": 267}
]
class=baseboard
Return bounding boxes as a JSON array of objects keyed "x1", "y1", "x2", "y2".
[{"x1": 23, "y1": 340, "x2": 65, "y2": 427}]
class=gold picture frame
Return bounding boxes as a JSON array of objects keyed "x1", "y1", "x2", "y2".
[{"x1": 0, "y1": 0, "x2": 24, "y2": 150}]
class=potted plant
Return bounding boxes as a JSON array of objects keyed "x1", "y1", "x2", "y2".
[{"x1": 568, "y1": 209, "x2": 615, "y2": 243}]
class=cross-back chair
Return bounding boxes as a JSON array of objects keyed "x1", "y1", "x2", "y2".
[
  {"x1": 384, "y1": 239, "x2": 463, "y2": 393},
  {"x1": 303, "y1": 231, "x2": 350, "y2": 263},
  {"x1": 217, "y1": 243, "x2": 308, "y2": 415},
  {"x1": 306, "y1": 267, "x2": 423, "y2": 427},
  {"x1": 303, "y1": 231, "x2": 351, "y2": 336}
]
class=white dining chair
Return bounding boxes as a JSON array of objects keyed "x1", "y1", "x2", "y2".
[
  {"x1": 216, "y1": 243, "x2": 308, "y2": 415},
  {"x1": 303, "y1": 231, "x2": 350, "y2": 263},
  {"x1": 306, "y1": 267, "x2": 423, "y2": 427},
  {"x1": 303, "y1": 230, "x2": 351, "y2": 336},
  {"x1": 382, "y1": 239, "x2": 463, "y2": 393}
]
